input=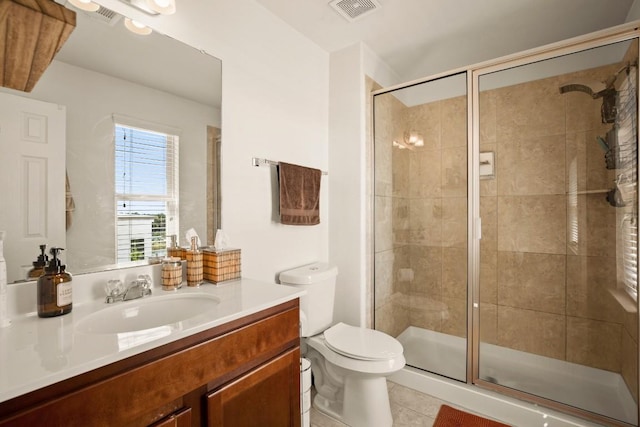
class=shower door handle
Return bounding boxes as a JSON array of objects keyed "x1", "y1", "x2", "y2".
[{"x1": 475, "y1": 217, "x2": 482, "y2": 240}]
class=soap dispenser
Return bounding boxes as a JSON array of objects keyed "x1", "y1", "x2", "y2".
[
  {"x1": 37, "y1": 247, "x2": 72, "y2": 318},
  {"x1": 167, "y1": 234, "x2": 182, "y2": 259},
  {"x1": 186, "y1": 236, "x2": 203, "y2": 287},
  {"x1": 27, "y1": 244, "x2": 48, "y2": 280}
]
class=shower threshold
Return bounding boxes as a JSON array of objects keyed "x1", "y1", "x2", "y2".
[{"x1": 397, "y1": 326, "x2": 637, "y2": 425}]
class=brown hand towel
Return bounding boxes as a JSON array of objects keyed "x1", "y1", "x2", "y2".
[{"x1": 278, "y1": 162, "x2": 321, "y2": 225}]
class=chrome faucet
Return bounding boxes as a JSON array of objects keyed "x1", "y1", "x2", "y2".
[{"x1": 105, "y1": 275, "x2": 152, "y2": 303}]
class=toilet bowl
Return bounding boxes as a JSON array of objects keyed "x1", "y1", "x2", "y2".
[
  {"x1": 279, "y1": 263, "x2": 405, "y2": 427},
  {"x1": 305, "y1": 323, "x2": 405, "y2": 426}
]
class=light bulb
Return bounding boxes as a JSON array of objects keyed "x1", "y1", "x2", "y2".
[
  {"x1": 145, "y1": 0, "x2": 176, "y2": 15},
  {"x1": 124, "y1": 18, "x2": 153, "y2": 35},
  {"x1": 404, "y1": 130, "x2": 423, "y2": 147},
  {"x1": 68, "y1": 0, "x2": 100, "y2": 12}
]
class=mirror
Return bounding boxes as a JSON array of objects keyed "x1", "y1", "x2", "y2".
[{"x1": 0, "y1": 5, "x2": 222, "y2": 283}]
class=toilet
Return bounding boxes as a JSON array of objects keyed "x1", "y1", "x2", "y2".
[{"x1": 279, "y1": 263, "x2": 405, "y2": 427}]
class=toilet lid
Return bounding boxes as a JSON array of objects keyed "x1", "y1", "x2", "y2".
[{"x1": 323, "y1": 323, "x2": 403, "y2": 361}]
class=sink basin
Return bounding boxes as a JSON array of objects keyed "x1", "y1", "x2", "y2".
[{"x1": 76, "y1": 293, "x2": 220, "y2": 334}]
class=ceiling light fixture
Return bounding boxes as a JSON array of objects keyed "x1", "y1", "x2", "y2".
[
  {"x1": 68, "y1": 0, "x2": 100, "y2": 12},
  {"x1": 392, "y1": 130, "x2": 424, "y2": 150},
  {"x1": 145, "y1": 0, "x2": 175, "y2": 15},
  {"x1": 122, "y1": 0, "x2": 176, "y2": 15},
  {"x1": 405, "y1": 130, "x2": 424, "y2": 147},
  {"x1": 124, "y1": 17, "x2": 153, "y2": 35}
]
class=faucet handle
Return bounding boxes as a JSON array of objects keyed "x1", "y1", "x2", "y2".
[
  {"x1": 105, "y1": 279, "x2": 125, "y2": 296},
  {"x1": 137, "y1": 274, "x2": 152, "y2": 290},
  {"x1": 105, "y1": 279, "x2": 125, "y2": 303},
  {"x1": 129, "y1": 275, "x2": 153, "y2": 298}
]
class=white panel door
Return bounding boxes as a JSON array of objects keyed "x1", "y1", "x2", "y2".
[{"x1": 0, "y1": 92, "x2": 66, "y2": 283}]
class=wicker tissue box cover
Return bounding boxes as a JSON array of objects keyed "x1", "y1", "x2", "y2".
[{"x1": 202, "y1": 248, "x2": 241, "y2": 283}]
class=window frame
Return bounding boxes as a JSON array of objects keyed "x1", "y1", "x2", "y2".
[{"x1": 113, "y1": 115, "x2": 180, "y2": 263}]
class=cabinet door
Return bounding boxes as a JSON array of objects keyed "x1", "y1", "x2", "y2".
[
  {"x1": 149, "y1": 407, "x2": 191, "y2": 427},
  {"x1": 206, "y1": 349, "x2": 300, "y2": 427}
]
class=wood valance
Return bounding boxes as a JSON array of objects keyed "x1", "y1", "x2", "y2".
[{"x1": 0, "y1": 0, "x2": 76, "y2": 92}]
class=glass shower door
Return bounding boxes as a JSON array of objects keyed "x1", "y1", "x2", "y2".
[
  {"x1": 373, "y1": 72, "x2": 469, "y2": 382},
  {"x1": 476, "y1": 39, "x2": 639, "y2": 425}
]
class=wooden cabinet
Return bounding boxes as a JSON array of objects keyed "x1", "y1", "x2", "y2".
[
  {"x1": 150, "y1": 407, "x2": 192, "y2": 427},
  {"x1": 207, "y1": 349, "x2": 300, "y2": 427},
  {"x1": 0, "y1": 299, "x2": 300, "y2": 427}
]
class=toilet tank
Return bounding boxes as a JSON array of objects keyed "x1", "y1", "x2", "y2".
[{"x1": 279, "y1": 262, "x2": 338, "y2": 337}]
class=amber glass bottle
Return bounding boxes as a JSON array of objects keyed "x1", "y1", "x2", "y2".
[{"x1": 37, "y1": 247, "x2": 72, "y2": 318}]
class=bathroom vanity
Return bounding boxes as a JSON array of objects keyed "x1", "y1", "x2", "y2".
[{"x1": 0, "y1": 276, "x2": 303, "y2": 426}]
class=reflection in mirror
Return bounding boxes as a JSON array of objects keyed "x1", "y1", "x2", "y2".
[{"x1": 0, "y1": 5, "x2": 221, "y2": 283}]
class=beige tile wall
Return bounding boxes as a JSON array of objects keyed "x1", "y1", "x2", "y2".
[
  {"x1": 372, "y1": 61, "x2": 638, "y2": 398},
  {"x1": 479, "y1": 64, "x2": 636, "y2": 385},
  {"x1": 373, "y1": 86, "x2": 469, "y2": 341}
]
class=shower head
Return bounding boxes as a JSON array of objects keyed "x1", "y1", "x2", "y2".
[
  {"x1": 559, "y1": 78, "x2": 607, "y2": 98},
  {"x1": 559, "y1": 78, "x2": 617, "y2": 123}
]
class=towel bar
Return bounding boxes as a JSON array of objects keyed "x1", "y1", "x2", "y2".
[{"x1": 252, "y1": 157, "x2": 328, "y2": 175}]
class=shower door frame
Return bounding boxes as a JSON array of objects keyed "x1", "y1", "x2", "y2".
[
  {"x1": 469, "y1": 24, "x2": 640, "y2": 427},
  {"x1": 371, "y1": 19, "x2": 640, "y2": 427}
]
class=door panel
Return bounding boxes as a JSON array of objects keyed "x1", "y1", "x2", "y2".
[{"x1": 0, "y1": 92, "x2": 66, "y2": 282}]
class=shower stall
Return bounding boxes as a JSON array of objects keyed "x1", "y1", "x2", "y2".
[{"x1": 373, "y1": 26, "x2": 640, "y2": 426}]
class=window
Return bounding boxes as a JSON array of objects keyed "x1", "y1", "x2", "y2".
[
  {"x1": 616, "y1": 70, "x2": 638, "y2": 301},
  {"x1": 622, "y1": 213, "x2": 638, "y2": 301},
  {"x1": 130, "y1": 238, "x2": 145, "y2": 261},
  {"x1": 115, "y1": 122, "x2": 179, "y2": 263}
]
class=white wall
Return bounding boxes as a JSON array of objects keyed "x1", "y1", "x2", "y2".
[
  {"x1": 95, "y1": 0, "x2": 330, "y2": 283},
  {"x1": 328, "y1": 44, "x2": 366, "y2": 326},
  {"x1": 363, "y1": 45, "x2": 402, "y2": 89},
  {"x1": 328, "y1": 43, "x2": 399, "y2": 327},
  {"x1": 627, "y1": 0, "x2": 640, "y2": 21}
]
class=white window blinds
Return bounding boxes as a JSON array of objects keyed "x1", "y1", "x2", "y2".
[
  {"x1": 622, "y1": 213, "x2": 638, "y2": 300},
  {"x1": 617, "y1": 69, "x2": 638, "y2": 301},
  {"x1": 114, "y1": 123, "x2": 179, "y2": 263}
]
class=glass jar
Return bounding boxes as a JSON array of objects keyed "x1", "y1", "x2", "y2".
[{"x1": 161, "y1": 257, "x2": 182, "y2": 291}]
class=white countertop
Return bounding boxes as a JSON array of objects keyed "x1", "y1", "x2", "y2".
[{"x1": 0, "y1": 277, "x2": 304, "y2": 404}]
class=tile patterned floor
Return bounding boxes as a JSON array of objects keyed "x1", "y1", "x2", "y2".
[{"x1": 309, "y1": 381, "x2": 445, "y2": 427}]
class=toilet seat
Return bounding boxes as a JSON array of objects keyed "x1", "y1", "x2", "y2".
[{"x1": 323, "y1": 322, "x2": 403, "y2": 361}]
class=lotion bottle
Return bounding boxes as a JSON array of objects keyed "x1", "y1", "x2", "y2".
[
  {"x1": 167, "y1": 234, "x2": 183, "y2": 259},
  {"x1": 37, "y1": 247, "x2": 72, "y2": 318},
  {"x1": 27, "y1": 244, "x2": 48, "y2": 280},
  {"x1": 186, "y1": 236, "x2": 203, "y2": 287}
]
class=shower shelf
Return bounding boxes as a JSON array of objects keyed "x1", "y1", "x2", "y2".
[{"x1": 569, "y1": 189, "x2": 610, "y2": 195}]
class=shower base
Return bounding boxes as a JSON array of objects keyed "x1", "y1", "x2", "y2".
[{"x1": 397, "y1": 326, "x2": 638, "y2": 425}]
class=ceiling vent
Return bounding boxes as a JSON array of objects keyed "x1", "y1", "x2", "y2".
[
  {"x1": 329, "y1": 0, "x2": 381, "y2": 22},
  {"x1": 89, "y1": 5, "x2": 122, "y2": 26},
  {"x1": 65, "y1": 1, "x2": 122, "y2": 26}
]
